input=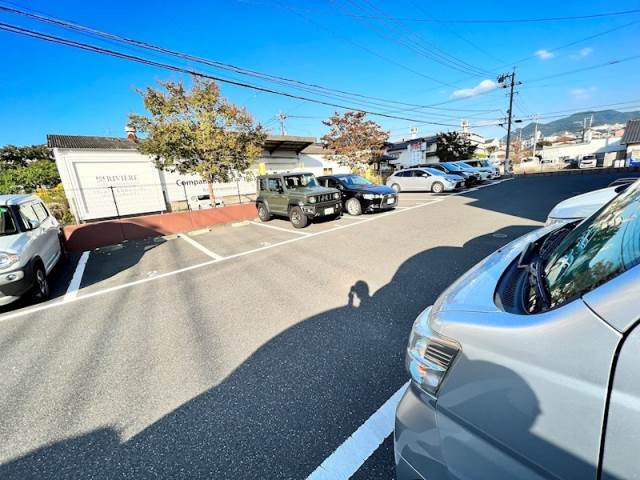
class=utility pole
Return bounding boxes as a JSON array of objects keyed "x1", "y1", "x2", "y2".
[
  {"x1": 497, "y1": 69, "x2": 520, "y2": 174},
  {"x1": 277, "y1": 111, "x2": 287, "y2": 136},
  {"x1": 532, "y1": 114, "x2": 539, "y2": 158}
]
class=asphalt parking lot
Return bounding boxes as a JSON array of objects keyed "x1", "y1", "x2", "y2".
[{"x1": 0, "y1": 172, "x2": 638, "y2": 479}]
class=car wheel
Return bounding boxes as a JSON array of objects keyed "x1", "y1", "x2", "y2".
[
  {"x1": 58, "y1": 234, "x2": 68, "y2": 263},
  {"x1": 345, "y1": 198, "x2": 363, "y2": 216},
  {"x1": 32, "y1": 262, "x2": 50, "y2": 301},
  {"x1": 257, "y1": 202, "x2": 271, "y2": 222},
  {"x1": 431, "y1": 182, "x2": 444, "y2": 194},
  {"x1": 289, "y1": 206, "x2": 309, "y2": 228},
  {"x1": 391, "y1": 183, "x2": 401, "y2": 193}
]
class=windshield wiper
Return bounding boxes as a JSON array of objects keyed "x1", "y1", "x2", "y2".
[{"x1": 528, "y1": 256, "x2": 551, "y2": 311}]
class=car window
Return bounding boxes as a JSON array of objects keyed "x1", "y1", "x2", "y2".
[
  {"x1": 267, "y1": 178, "x2": 283, "y2": 192},
  {"x1": 258, "y1": 178, "x2": 267, "y2": 191},
  {"x1": 544, "y1": 183, "x2": 640, "y2": 308},
  {"x1": 32, "y1": 202, "x2": 49, "y2": 222},
  {"x1": 19, "y1": 203, "x2": 40, "y2": 229},
  {"x1": 395, "y1": 171, "x2": 407, "y2": 177},
  {"x1": 0, "y1": 206, "x2": 17, "y2": 236},
  {"x1": 326, "y1": 178, "x2": 338, "y2": 188}
]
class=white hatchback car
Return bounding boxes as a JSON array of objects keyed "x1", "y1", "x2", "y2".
[{"x1": 0, "y1": 194, "x2": 64, "y2": 306}]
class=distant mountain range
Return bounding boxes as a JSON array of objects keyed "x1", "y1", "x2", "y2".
[{"x1": 507, "y1": 109, "x2": 640, "y2": 140}]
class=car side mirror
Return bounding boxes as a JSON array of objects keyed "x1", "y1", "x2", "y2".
[
  {"x1": 421, "y1": 173, "x2": 429, "y2": 177},
  {"x1": 337, "y1": 184, "x2": 344, "y2": 190},
  {"x1": 28, "y1": 219, "x2": 39, "y2": 230},
  {"x1": 277, "y1": 186, "x2": 284, "y2": 194}
]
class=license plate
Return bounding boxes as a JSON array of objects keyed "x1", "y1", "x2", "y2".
[
  {"x1": 386, "y1": 197, "x2": 395, "y2": 204},
  {"x1": 324, "y1": 207, "x2": 335, "y2": 215}
]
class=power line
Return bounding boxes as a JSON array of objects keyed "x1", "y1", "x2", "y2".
[
  {"x1": 336, "y1": 0, "x2": 492, "y2": 78},
  {"x1": 526, "y1": 54, "x2": 640, "y2": 83},
  {"x1": 270, "y1": 0, "x2": 458, "y2": 88},
  {"x1": 341, "y1": 8, "x2": 640, "y2": 24},
  {"x1": 0, "y1": 21, "x2": 500, "y2": 127},
  {"x1": 0, "y1": 3, "x2": 445, "y2": 110},
  {"x1": 404, "y1": 0, "x2": 504, "y2": 64}
]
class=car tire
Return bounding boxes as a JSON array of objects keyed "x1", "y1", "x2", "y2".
[
  {"x1": 58, "y1": 234, "x2": 68, "y2": 263},
  {"x1": 431, "y1": 182, "x2": 444, "y2": 194},
  {"x1": 32, "y1": 262, "x2": 50, "y2": 302},
  {"x1": 391, "y1": 183, "x2": 401, "y2": 193},
  {"x1": 289, "y1": 206, "x2": 309, "y2": 228},
  {"x1": 345, "y1": 198, "x2": 363, "y2": 216},
  {"x1": 257, "y1": 202, "x2": 271, "y2": 222}
]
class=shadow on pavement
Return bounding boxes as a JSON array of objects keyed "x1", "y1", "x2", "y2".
[
  {"x1": 1, "y1": 224, "x2": 609, "y2": 479},
  {"x1": 459, "y1": 173, "x2": 640, "y2": 223}
]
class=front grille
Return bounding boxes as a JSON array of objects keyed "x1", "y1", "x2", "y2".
[
  {"x1": 317, "y1": 193, "x2": 333, "y2": 203},
  {"x1": 425, "y1": 341, "x2": 458, "y2": 368}
]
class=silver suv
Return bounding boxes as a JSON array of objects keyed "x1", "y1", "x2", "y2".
[
  {"x1": 0, "y1": 195, "x2": 63, "y2": 306},
  {"x1": 395, "y1": 180, "x2": 640, "y2": 479}
]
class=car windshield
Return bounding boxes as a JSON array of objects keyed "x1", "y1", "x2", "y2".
[
  {"x1": 284, "y1": 173, "x2": 319, "y2": 188},
  {"x1": 0, "y1": 206, "x2": 17, "y2": 236},
  {"x1": 456, "y1": 162, "x2": 472, "y2": 169},
  {"x1": 543, "y1": 182, "x2": 640, "y2": 307},
  {"x1": 442, "y1": 163, "x2": 462, "y2": 171},
  {"x1": 340, "y1": 175, "x2": 373, "y2": 186}
]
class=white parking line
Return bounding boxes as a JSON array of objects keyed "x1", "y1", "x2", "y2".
[
  {"x1": 249, "y1": 220, "x2": 311, "y2": 235},
  {"x1": 0, "y1": 180, "x2": 505, "y2": 323},
  {"x1": 178, "y1": 233, "x2": 224, "y2": 260},
  {"x1": 336, "y1": 214, "x2": 365, "y2": 220},
  {"x1": 306, "y1": 382, "x2": 409, "y2": 480},
  {"x1": 63, "y1": 251, "x2": 90, "y2": 301}
]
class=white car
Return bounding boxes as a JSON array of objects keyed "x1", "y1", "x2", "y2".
[
  {"x1": 546, "y1": 178, "x2": 638, "y2": 225},
  {"x1": 460, "y1": 159, "x2": 501, "y2": 179},
  {"x1": 188, "y1": 194, "x2": 225, "y2": 210},
  {"x1": 0, "y1": 194, "x2": 64, "y2": 306},
  {"x1": 579, "y1": 155, "x2": 597, "y2": 169}
]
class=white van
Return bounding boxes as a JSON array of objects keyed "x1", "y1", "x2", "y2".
[{"x1": 0, "y1": 194, "x2": 64, "y2": 306}]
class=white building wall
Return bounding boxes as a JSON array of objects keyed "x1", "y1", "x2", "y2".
[
  {"x1": 540, "y1": 138, "x2": 624, "y2": 162},
  {"x1": 53, "y1": 147, "x2": 345, "y2": 222}
]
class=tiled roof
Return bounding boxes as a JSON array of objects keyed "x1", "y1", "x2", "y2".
[
  {"x1": 47, "y1": 134, "x2": 138, "y2": 150},
  {"x1": 622, "y1": 120, "x2": 640, "y2": 145}
]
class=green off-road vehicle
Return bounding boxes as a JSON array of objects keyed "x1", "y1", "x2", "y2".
[{"x1": 256, "y1": 172, "x2": 342, "y2": 228}]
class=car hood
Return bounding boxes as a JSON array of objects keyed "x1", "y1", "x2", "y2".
[
  {"x1": 444, "y1": 174, "x2": 464, "y2": 182},
  {"x1": 547, "y1": 186, "x2": 617, "y2": 220},
  {"x1": 0, "y1": 233, "x2": 26, "y2": 255},
  {"x1": 288, "y1": 186, "x2": 338, "y2": 195},
  {"x1": 349, "y1": 184, "x2": 395, "y2": 194},
  {"x1": 431, "y1": 226, "x2": 555, "y2": 315}
]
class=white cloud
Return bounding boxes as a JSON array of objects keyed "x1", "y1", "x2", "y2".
[
  {"x1": 570, "y1": 47, "x2": 593, "y2": 59},
  {"x1": 535, "y1": 49, "x2": 555, "y2": 60},
  {"x1": 570, "y1": 86, "x2": 596, "y2": 99},
  {"x1": 452, "y1": 79, "x2": 496, "y2": 98}
]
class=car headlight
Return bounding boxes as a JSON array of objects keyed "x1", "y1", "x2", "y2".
[
  {"x1": 308, "y1": 196, "x2": 317, "y2": 204},
  {"x1": 333, "y1": 192, "x2": 340, "y2": 200},
  {"x1": 406, "y1": 307, "x2": 460, "y2": 396},
  {"x1": 363, "y1": 193, "x2": 375, "y2": 200},
  {"x1": 0, "y1": 252, "x2": 20, "y2": 270}
]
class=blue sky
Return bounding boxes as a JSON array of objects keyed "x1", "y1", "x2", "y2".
[{"x1": 0, "y1": 0, "x2": 639, "y2": 146}]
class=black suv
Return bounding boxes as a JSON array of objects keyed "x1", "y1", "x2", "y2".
[{"x1": 318, "y1": 174, "x2": 397, "y2": 216}]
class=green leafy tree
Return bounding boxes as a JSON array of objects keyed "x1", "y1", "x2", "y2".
[
  {"x1": 321, "y1": 111, "x2": 389, "y2": 173},
  {"x1": 436, "y1": 131, "x2": 477, "y2": 162},
  {"x1": 129, "y1": 77, "x2": 266, "y2": 203},
  {"x1": 0, "y1": 148, "x2": 60, "y2": 194},
  {"x1": 0, "y1": 144, "x2": 53, "y2": 169}
]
